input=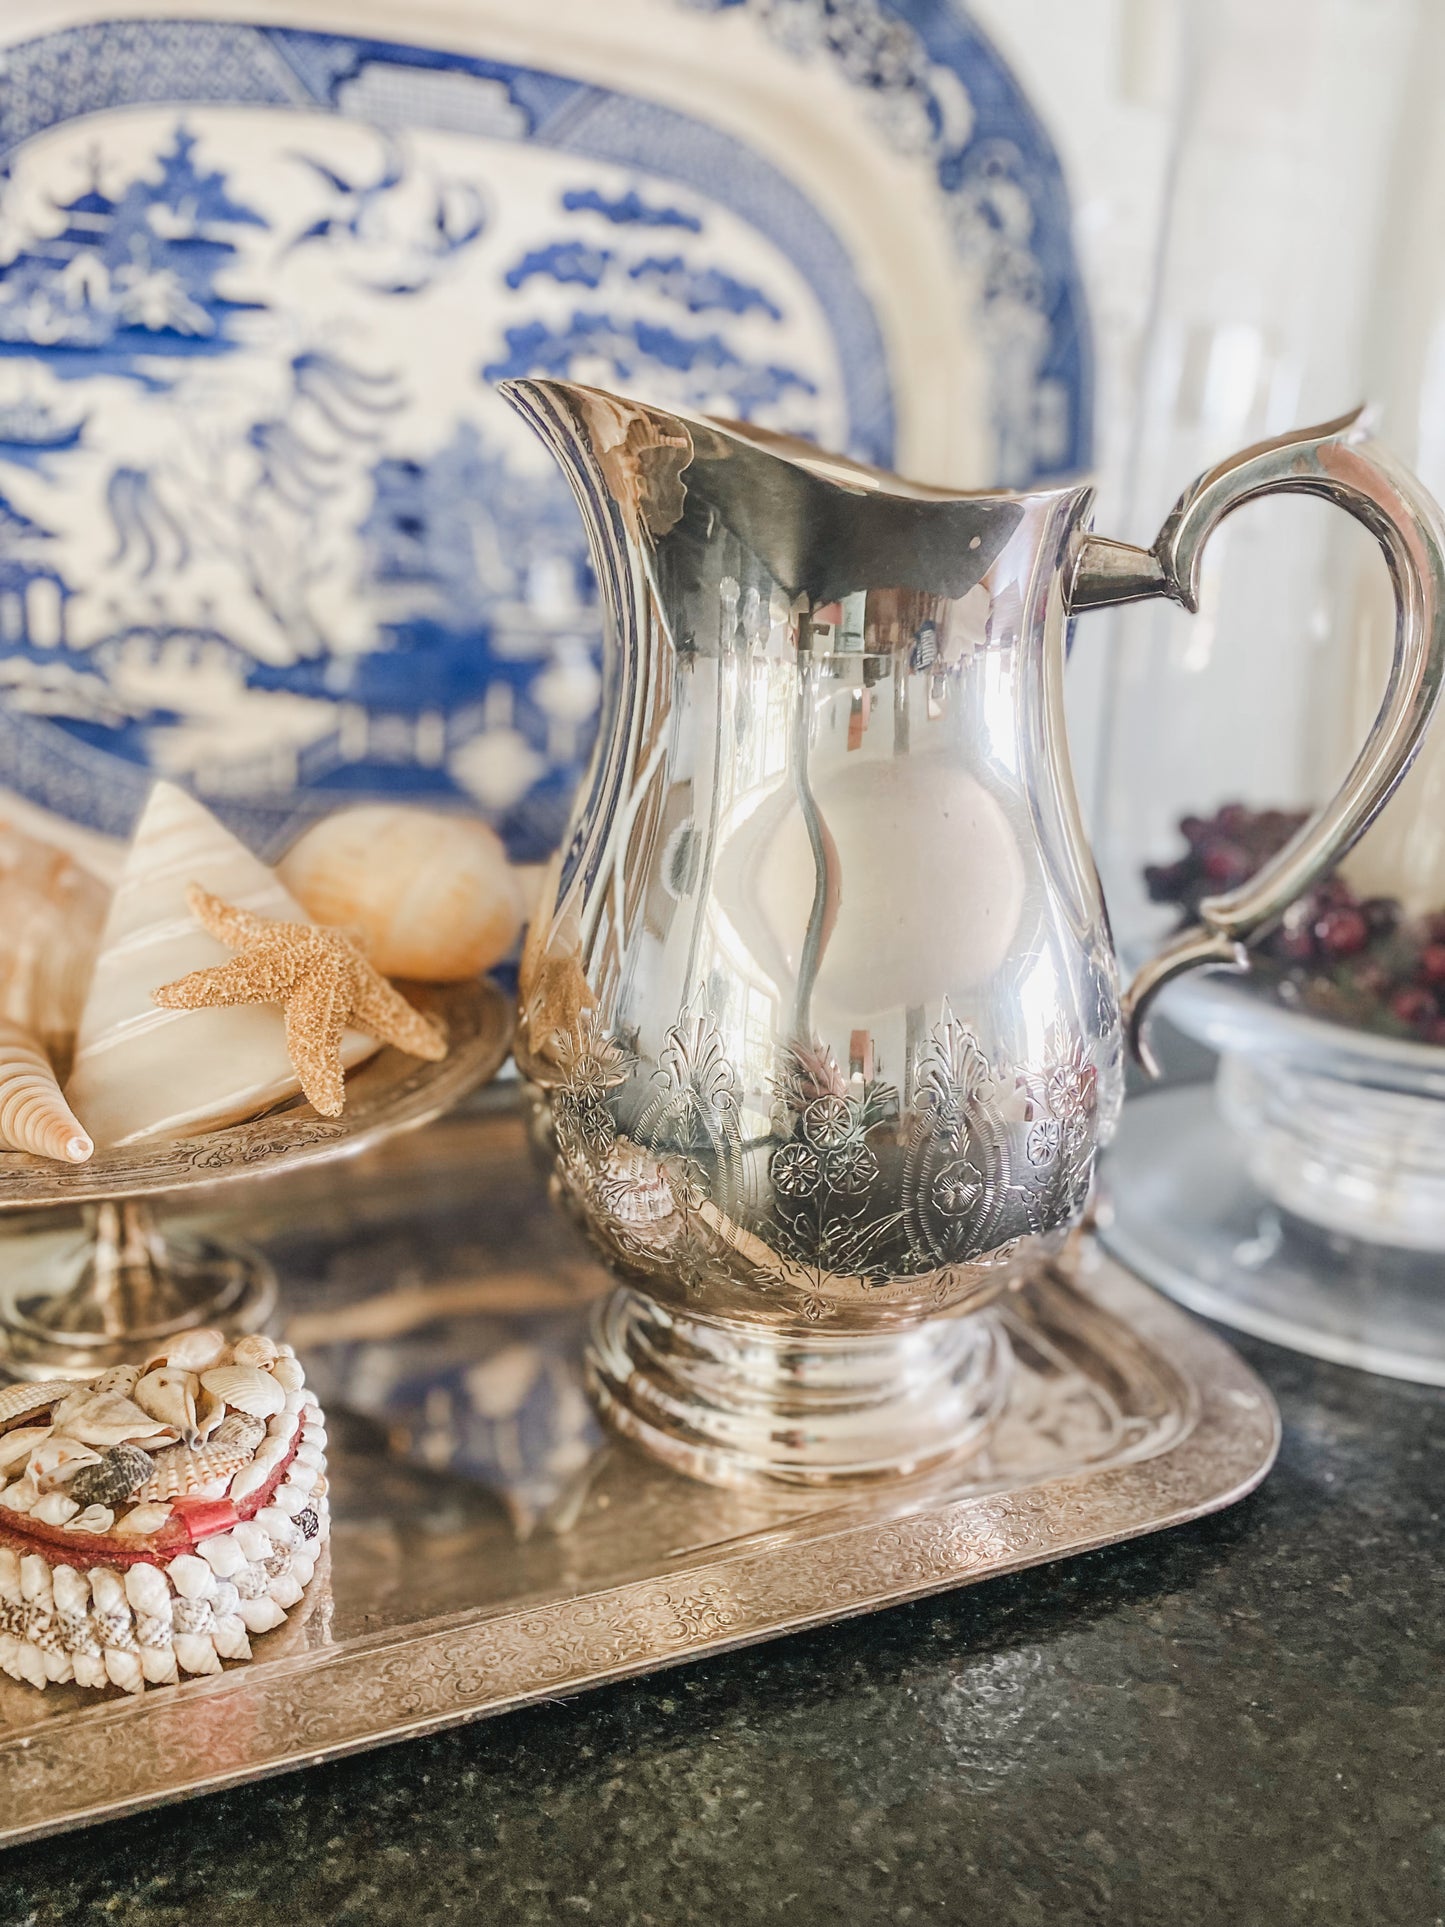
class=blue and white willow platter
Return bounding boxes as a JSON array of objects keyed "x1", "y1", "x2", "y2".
[{"x1": 0, "y1": 1, "x2": 1090, "y2": 864}]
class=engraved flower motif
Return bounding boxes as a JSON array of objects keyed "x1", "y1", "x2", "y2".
[
  {"x1": 801, "y1": 1094, "x2": 853, "y2": 1149},
  {"x1": 663, "y1": 1155, "x2": 709, "y2": 1214},
  {"x1": 824, "y1": 1141, "x2": 878, "y2": 1195},
  {"x1": 772, "y1": 1141, "x2": 824, "y2": 1198},
  {"x1": 1043, "y1": 1053, "x2": 1097, "y2": 1126},
  {"x1": 1026, "y1": 1117, "x2": 1062, "y2": 1167},
  {"x1": 797, "y1": 1292, "x2": 831, "y2": 1322},
  {"x1": 931, "y1": 1158, "x2": 983, "y2": 1217}
]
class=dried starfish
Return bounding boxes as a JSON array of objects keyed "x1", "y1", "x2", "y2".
[{"x1": 152, "y1": 886, "x2": 446, "y2": 1117}]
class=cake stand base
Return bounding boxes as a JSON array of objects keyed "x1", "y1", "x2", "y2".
[
  {"x1": 0, "y1": 1199, "x2": 276, "y2": 1379},
  {"x1": 1099, "y1": 1083, "x2": 1445, "y2": 1386}
]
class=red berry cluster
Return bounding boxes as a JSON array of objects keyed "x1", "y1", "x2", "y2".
[{"x1": 1144, "y1": 803, "x2": 1445, "y2": 1045}]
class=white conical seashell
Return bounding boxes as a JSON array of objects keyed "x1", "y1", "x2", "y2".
[
  {"x1": 0, "y1": 820, "x2": 107, "y2": 1078},
  {"x1": 232, "y1": 1334, "x2": 280, "y2": 1369},
  {"x1": 50, "y1": 1388, "x2": 175, "y2": 1448},
  {"x1": 65, "y1": 781, "x2": 377, "y2": 1148},
  {"x1": 0, "y1": 1426, "x2": 51, "y2": 1477},
  {"x1": 147, "y1": 1327, "x2": 228, "y2": 1374},
  {"x1": 0, "y1": 1019, "x2": 93, "y2": 1163},
  {"x1": 2, "y1": 1476, "x2": 38, "y2": 1513},
  {"x1": 237, "y1": 1596, "x2": 285, "y2": 1636},
  {"x1": 200, "y1": 1365, "x2": 286, "y2": 1419},
  {"x1": 278, "y1": 805, "x2": 522, "y2": 981},
  {"x1": 134, "y1": 1367, "x2": 200, "y2": 1435},
  {"x1": 27, "y1": 1434, "x2": 101, "y2": 1491}
]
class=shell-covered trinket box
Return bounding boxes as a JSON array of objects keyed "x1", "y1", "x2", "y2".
[{"x1": 0, "y1": 1332, "x2": 327, "y2": 1693}]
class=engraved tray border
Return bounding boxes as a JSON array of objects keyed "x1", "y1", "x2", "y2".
[{"x1": 0, "y1": 1240, "x2": 1278, "y2": 1847}]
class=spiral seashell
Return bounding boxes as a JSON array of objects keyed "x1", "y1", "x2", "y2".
[
  {"x1": 200, "y1": 1365, "x2": 286, "y2": 1420},
  {"x1": 278, "y1": 804, "x2": 522, "y2": 980},
  {"x1": 49, "y1": 1388, "x2": 175, "y2": 1449},
  {"x1": 134, "y1": 1368, "x2": 199, "y2": 1436},
  {"x1": 0, "y1": 1019, "x2": 92, "y2": 1163},
  {"x1": 0, "y1": 1380, "x2": 70, "y2": 1433},
  {"x1": 67, "y1": 1443, "x2": 153, "y2": 1510}
]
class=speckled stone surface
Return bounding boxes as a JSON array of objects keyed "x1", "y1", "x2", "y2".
[{"x1": 2, "y1": 1330, "x2": 1441, "y2": 1927}]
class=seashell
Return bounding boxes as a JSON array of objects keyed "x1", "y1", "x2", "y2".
[
  {"x1": 133, "y1": 1429, "x2": 257, "y2": 1503},
  {"x1": 146, "y1": 1327, "x2": 228, "y2": 1374},
  {"x1": 1, "y1": 1475, "x2": 38, "y2": 1514},
  {"x1": 134, "y1": 1367, "x2": 200, "y2": 1436},
  {"x1": 214, "y1": 1412, "x2": 266, "y2": 1453},
  {"x1": 279, "y1": 804, "x2": 523, "y2": 981},
  {"x1": 232, "y1": 1334, "x2": 279, "y2": 1369},
  {"x1": 30, "y1": 1492, "x2": 78, "y2": 1526},
  {"x1": 50, "y1": 1387, "x2": 176, "y2": 1448},
  {"x1": 200, "y1": 1365, "x2": 285, "y2": 1419},
  {"x1": 67, "y1": 1443, "x2": 153, "y2": 1509},
  {"x1": 65, "y1": 781, "x2": 376, "y2": 1149},
  {"x1": 167, "y1": 1554, "x2": 215, "y2": 1601},
  {"x1": 0, "y1": 1020, "x2": 93, "y2": 1163},
  {"x1": 112, "y1": 1501, "x2": 172, "y2": 1537},
  {"x1": 0, "y1": 1380, "x2": 70, "y2": 1433},
  {"x1": 27, "y1": 1434, "x2": 102, "y2": 1491},
  {"x1": 0, "y1": 820, "x2": 107, "y2": 1078},
  {"x1": 91, "y1": 1364, "x2": 141, "y2": 1398},
  {"x1": 197, "y1": 1533, "x2": 247, "y2": 1580},
  {"x1": 193, "y1": 1386, "x2": 225, "y2": 1440},
  {"x1": 0, "y1": 1427, "x2": 51, "y2": 1477},
  {"x1": 270, "y1": 1354, "x2": 305, "y2": 1396},
  {"x1": 237, "y1": 1596, "x2": 285, "y2": 1636},
  {"x1": 64, "y1": 1505, "x2": 114, "y2": 1535}
]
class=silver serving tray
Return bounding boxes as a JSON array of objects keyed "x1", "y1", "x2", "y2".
[{"x1": 0, "y1": 1105, "x2": 1279, "y2": 1846}]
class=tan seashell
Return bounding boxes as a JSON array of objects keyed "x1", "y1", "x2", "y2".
[
  {"x1": 133, "y1": 1367, "x2": 199, "y2": 1436},
  {"x1": 91, "y1": 1364, "x2": 141, "y2": 1398},
  {"x1": 232, "y1": 1333, "x2": 280, "y2": 1369},
  {"x1": 132, "y1": 1417, "x2": 263, "y2": 1503},
  {"x1": 0, "y1": 1019, "x2": 93, "y2": 1163},
  {"x1": 0, "y1": 820, "x2": 107, "y2": 1078},
  {"x1": 112, "y1": 1501, "x2": 173, "y2": 1537},
  {"x1": 278, "y1": 805, "x2": 522, "y2": 981},
  {"x1": 27, "y1": 1435, "x2": 102, "y2": 1492},
  {"x1": 0, "y1": 1426, "x2": 51, "y2": 1477},
  {"x1": 200, "y1": 1364, "x2": 286, "y2": 1419},
  {"x1": 49, "y1": 1388, "x2": 175, "y2": 1449},
  {"x1": 0, "y1": 1380, "x2": 70, "y2": 1433},
  {"x1": 193, "y1": 1386, "x2": 225, "y2": 1440},
  {"x1": 146, "y1": 1327, "x2": 228, "y2": 1374}
]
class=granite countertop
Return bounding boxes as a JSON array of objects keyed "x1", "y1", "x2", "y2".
[{"x1": 1, "y1": 1327, "x2": 1439, "y2": 1927}]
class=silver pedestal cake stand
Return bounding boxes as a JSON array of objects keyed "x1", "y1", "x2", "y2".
[{"x1": 0, "y1": 980, "x2": 512, "y2": 1379}]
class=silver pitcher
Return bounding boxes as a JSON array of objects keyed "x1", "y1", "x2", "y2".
[{"x1": 501, "y1": 382, "x2": 1445, "y2": 1487}]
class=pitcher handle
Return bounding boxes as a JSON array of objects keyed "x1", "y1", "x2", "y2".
[{"x1": 1067, "y1": 406, "x2": 1445, "y2": 1075}]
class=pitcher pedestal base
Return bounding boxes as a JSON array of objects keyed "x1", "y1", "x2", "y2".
[{"x1": 587, "y1": 1287, "x2": 1011, "y2": 1490}]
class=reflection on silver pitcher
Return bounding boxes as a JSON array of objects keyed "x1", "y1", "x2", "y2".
[{"x1": 502, "y1": 382, "x2": 1445, "y2": 1487}]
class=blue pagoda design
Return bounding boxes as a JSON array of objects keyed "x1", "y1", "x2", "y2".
[{"x1": 0, "y1": 125, "x2": 268, "y2": 373}]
